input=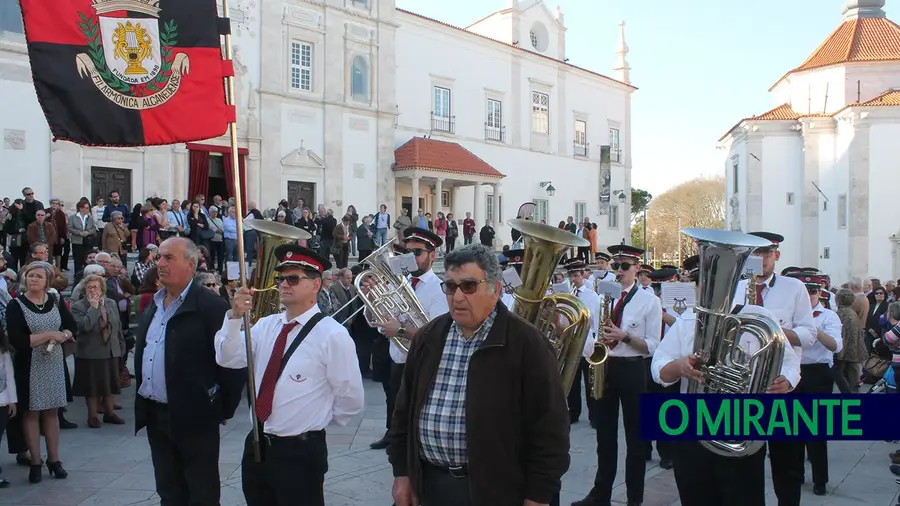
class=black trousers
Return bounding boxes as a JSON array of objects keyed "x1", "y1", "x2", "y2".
[
  {"x1": 588, "y1": 356, "x2": 647, "y2": 504},
  {"x1": 647, "y1": 374, "x2": 680, "y2": 461},
  {"x1": 793, "y1": 364, "x2": 834, "y2": 488},
  {"x1": 566, "y1": 358, "x2": 593, "y2": 423},
  {"x1": 387, "y1": 362, "x2": 405, "y2": 430},
  {"x1": 419, "y1": 462, "x2": 561, "y2": 506},
  {"x1": 673, "y1": 441, "x2": 767, "y2": 506},
  {"x1": 242, "y1": 430, "x2": 328, "y2": 506},
  {"x1": 145, "y1": 402, "x2": 221, "y2": 506},
  {"x1": 72, "y1": 243, "x2": 88, "y2": 273}
]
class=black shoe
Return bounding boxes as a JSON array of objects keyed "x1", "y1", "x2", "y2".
[
  {"x1": 16, "y1": 454, "x2": 30, "y2": 467},
  {"x1": 59, "y1": 417, "x2": 78, "y2": 430},
  {"x1": 627, "y1": 503, "x2": 642, "y2": 506},
  {"x1": 570, "y1": 494, "x2": 598, "y2": 506},
  {"x1": 28, "y1": 465, "x2": 41, "y2": 484},
  {"x1": 659, "y1": 458, "x2": 673, "y2": 470},
  {"x1": 0, "y1": 478, "x2": 9, "y2": 488},
  {"x1": 46, "y1": 461, "x2": 67, "y2": 479},
  {"x1": 114, "y1": 404, "x2": 123, "y2": 410},
  {"x1": 370, "y1": 432, "x2": 390, "y2": 450},
  {"x1": 813, "y1": 483, "x2": 826, "y2": 496}
]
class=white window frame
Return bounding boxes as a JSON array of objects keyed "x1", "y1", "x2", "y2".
[
  {"x1": 786, "y1": 192, "x2": 795, "y2": 205},
  {"x1": 350, "y1": 55, "x2": 369, "y2": 102},
  {"x1": 609, "y1": 127, "x2": 621, "y2": 162},
  {"x1": 575, "y1": 120, "x2": 587, "y2": 146},
  {"x1": 732, "y1": 157, "x2": 739, "y2": 194},
  {"x1": 608, "y1": 205, "x2": 619, "y2": 229},
  {"x1": 534, "y1": 199, "x2": 549, "y2": 224},
  {"x1": 290, "y1": 41, "x2": 313, "y2": 92},
  {"x1": 487, "y1": 99, "x2": 502, "y2": 129},
  {"x1": 532, "y1": 91, "x2": 550, "y2": 134},
  {"x1": 441, "y1": 190, "x2": 450, "y2": 208},
  {"x1": 433, "y1": 86, "x2": 451, "y2": 120},
  {"x1": 574, "y1": 202, "x2": 586, "y2": 224},
  {"x1": 350, "y1": 0, "x2": 369, "y2": 8}
]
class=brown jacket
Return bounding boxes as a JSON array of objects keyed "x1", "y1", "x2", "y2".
[
  {"x1": 102, "y1": 222, "x2": 128, "y2": 254},
  {"x1": 26, "y1": 221, "x2": 57, "y2": 248},
  {"x1": 387, "y1": 302, "x2": 570, "y2": 506},
  {"x1": 851, "y1": 294, "x2": 870, "y2": 329}
]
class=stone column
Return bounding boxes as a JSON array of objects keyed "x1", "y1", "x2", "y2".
[
  {"x1": 472, "y1": 183, "x2": 480, "y2": 225},
  {"x1": 411, "y1": 176, "x2": 420, "y2": 217},
  {"x1": 847, "y1": 114, "x2": 870, "y2": 277},
  {"x1": 491, "y1": 182, "x2": 501, "y2": 248},
  {"x1": 892, "y1": 234, "x2": 900, "y2": 281},
  {"x1": 434, "y1": 178, "x2": 443, "y2": 217}
]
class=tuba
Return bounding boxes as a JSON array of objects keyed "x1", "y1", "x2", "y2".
[
  {"x1": 245, "y1": 220, "x2": 311, "y2": 323},
  {"x1": 508, "y1": 218, "x2": 592, "y2": 394},
  {"x1": 349, "y1": 239, "x2": 431, "y2": 354},
  {"x1": 681, "y1": 228, "x2": 786, "y2": 458},
  {"x1": 587, "y1": 294, "x2": 612, "y2": 399}
]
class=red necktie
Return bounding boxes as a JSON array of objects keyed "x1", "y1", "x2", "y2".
[
  {"x1": 256, "y1": 321, "x2": 299, "y2": 423},
  {"x1": 411, "y1": 277, "x2": 420, "y2": 290},
  {"x1": 813, "y1": 311, "x2": 822, "y2": 318},
  {"x1": 755, "y1": 283, "x2": 766, "y2": 306},
  {"x1": 609, "y1": 291, "x2": 628, "y2": 349},
  {"x1": 660, "y1": 309, "x2": 667, "y2": 340}
]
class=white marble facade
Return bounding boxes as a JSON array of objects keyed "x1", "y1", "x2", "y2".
[
  {"x1": 0, "y1": 0, "x2": 634, "y2": 248},
  {"x1": 719, "y1": 0, "x2": 900, "y2": 282}
]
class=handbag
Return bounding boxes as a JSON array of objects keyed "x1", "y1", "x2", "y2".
[
  {"x1": 119, "y1": 357, "x2": 132, "y2": 388},
  {"x1": 863, "y1": 353, "x2": 890, "y2": 382}
]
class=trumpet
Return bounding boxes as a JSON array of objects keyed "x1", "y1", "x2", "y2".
[{"x1": 588, "y1": 295, "x2": 613, "y2": 399}]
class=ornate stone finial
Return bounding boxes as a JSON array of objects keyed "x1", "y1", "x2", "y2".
[
  {"x1": 613, "y1": 20, "x2": 631, "y2": 85},
  {"x1": 300, "y1": 139, "x2": 306, "y2": 151},
  {"x1": 842, "y1": 0, "x2": 886, "y2": 20},
  {"x1": 92, "y1": 0, "x2": 161, "y2": 17}
]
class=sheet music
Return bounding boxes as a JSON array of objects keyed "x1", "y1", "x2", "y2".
[
  {"x1": 501, "y1": 268, "x2": 523, "y2": 291},
  {"x1": 552, "y1": 282, "x2": 570, "y2": 294},
  {"x1": 743, "y1": 256, "x2": 763, "y2": 277},
  {"x1": 595, "y1": 281, "x2": 622, "y2": 298},
  {"x1": 226, "y1": 261, "x2": 250, "y2": 281},
  {"x1": 661, "y1": 282, "x2": 696, "y2": 310},
  {"x1": 389, "y1": 253, "x2": 418, "y2": 276}
]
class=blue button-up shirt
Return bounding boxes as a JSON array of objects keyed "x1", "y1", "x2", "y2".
[
  {"x1": 138, "y1": 280, "x2": 193, "y2": 403},
  {"x1": 417, "y1": 216, "x2": 428, "y2": 229}
]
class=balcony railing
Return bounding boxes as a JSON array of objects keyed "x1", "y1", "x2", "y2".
[
  {"x1": 610, "y1": 149, "x2": 623, "y2": 163},
  {"x1": 485, "y1": 124, "x2": 505, "y2": 142},
  {"x1": 574, "y1": 142, "x2": 588, "y2": 158},
  {"x1": 431, "y1": 113, "x2": 455, "y2": 134}
]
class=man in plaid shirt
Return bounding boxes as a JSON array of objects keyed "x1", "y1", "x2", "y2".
[{"x1": 389, "y1": 243, "x2": 570, "y2": 506}]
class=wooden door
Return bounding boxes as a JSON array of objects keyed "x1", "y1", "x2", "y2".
[
  {"x1": 91, "y1": 167, "x2": 132, "y2": 205},
  {"x1": 287, "y1": 181, "x2": 315, "y2": 210}
]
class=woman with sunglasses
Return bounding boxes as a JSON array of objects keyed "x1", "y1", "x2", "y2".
[{"x1": 216, "y1": 244, "x2": 364, "y2": 506}]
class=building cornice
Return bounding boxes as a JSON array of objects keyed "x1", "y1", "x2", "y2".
[
  {"x1": 258, "y1": 88, "x2": 397, "y2": 116},
  {"x1": 293, "y1": 0, "x2": 401, "y2": 28}
]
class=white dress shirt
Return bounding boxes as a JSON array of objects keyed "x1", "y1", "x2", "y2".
[
  {"x1": 651, "y1": 304, "x2": 801, "y2": 393},
  {"x1": 500, "y1": 292, "x2": 515, "y2": 311},
  {"x1": 572, "y1": 283, "x2": 601, "y2": 358},
  {"x1": 734, "y1": 275, "x2": 817, "y2": 362},
  {"x1": 802, "y1": 303, "x2": 842, "y2": 366},
  {"x1": 590, "y1": 271, "x2": 616, "y2": 287},
  {"x1": 601, "y1": 282, "x2": 663, "y2": 358},
  {"x1": 215, "y1": 304, "x2": 365, "y2": 436},
  {"x1": 389, "y1": 269, "x2": 450, "y2": 364}
]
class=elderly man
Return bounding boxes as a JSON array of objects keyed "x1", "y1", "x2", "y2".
[
  {"x1": 134, "y1": 237, "x2": 246, "y2": 506},
  {"x1": 330, "y1": 268, "x2": 359, "y2": 325},
  {"x1": 389, "y1": 243, "x2": 570, "y2": 506}
]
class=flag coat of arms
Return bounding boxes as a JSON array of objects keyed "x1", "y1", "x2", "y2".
[{"x1": 19, "y1": 0, "x2": 231, "y2": 146}]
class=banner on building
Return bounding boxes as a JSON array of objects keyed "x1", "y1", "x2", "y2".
[
  {"x1": 598, "y1": 145, "x2": 612, "y2": 215},
  {"x1": 19, "y1": 0, "x2": 231, "y2": 146}
]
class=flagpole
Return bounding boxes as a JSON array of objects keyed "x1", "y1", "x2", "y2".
[{"x1": 220, "y1": 0, "x2": 262, "y2": 463}]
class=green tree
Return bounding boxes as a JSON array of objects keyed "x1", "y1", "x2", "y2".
[
  {"x1": 631, "y1": 188, "x2": 652, "y2": 223},
  {"x1": 631, "y1": 216, "x2": 646, "y2": 250}
]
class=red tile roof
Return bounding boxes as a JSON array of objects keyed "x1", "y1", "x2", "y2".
[
  {"x1": 394, "y1": 137, "x2": 505, "y2": 178},
  {"x1": 859, "y1": 89, "x2": 900, "y2": 106},
  {"x1": 770, "y1": 17, "x2": 900, "y2": 90},
  {"x1": 752, "y1": 103, "x2": 802, "y2": 121},
  {"x1": 397, "y1": 9, "x2": 637, "y2": 91}
]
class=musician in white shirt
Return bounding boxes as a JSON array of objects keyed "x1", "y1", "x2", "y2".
[
  {"x1": 499, "y1": 247, "x2": 524, "y2": 311},
  {"x1": 733, "y1": 231, "x2": 816, "y2": 506},
  {"x1": 784, "y1": 271, "x2": 842, "y2": 497},
  {"x1": 589, "y1": 252, "x2": 616, "y2": 286},
  {"x1": 573, "y1": 245, "x2": 662, "y2": 506},
  {"x1": 564, "y1": 259, "x2": 600, "y2": 425},
  {"x1": 370, "y1": 227, "x2": 449, "y2": 450},
  {"x1": 217, "y1": 244, "x2": 364, "y2": 506}
]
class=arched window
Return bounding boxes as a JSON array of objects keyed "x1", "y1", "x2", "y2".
[{"x1": 351, "y1": 55, "x2": 369, "y2": 101}]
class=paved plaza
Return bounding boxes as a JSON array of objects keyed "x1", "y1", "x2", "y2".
[{"x1": 0, "y1": 376, "x2": 894, "y2": 506}]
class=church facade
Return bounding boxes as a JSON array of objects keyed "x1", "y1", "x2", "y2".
[{"x1": 718, "y1": 0, "x2": 900, "y2": 283}]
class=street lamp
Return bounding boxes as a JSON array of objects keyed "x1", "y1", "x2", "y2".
[{"x1": 539, "y1": 181, "x2": 556, "y2": 197}]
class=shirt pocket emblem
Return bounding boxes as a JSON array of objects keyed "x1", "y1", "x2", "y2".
[
  {"x1": 288, "y1": 374, "x2": 307, "y2": 383},
  {"x1": 628, "y1": 321, "x2": 639, "y2": 329}
]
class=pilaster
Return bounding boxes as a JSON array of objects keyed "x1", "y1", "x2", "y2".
[{"x1": 847, "y1": 113, "x2": 871, "y2": 277}]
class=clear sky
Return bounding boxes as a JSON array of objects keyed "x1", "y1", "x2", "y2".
[{"x1": 394, "y1": 0, "x2": 861, "y2": 198}]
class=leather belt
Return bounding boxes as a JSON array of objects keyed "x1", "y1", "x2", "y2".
[
  {"x1": 423, "y1": 460, "x2": 468, "y2": 478},
  {"x1": 262, "y1": 430, "x2": 325, "y2": 444},
  {"x1": 609, "y1": 355, "x2": 645, "y2": 363}
]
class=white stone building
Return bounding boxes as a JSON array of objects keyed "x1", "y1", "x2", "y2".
[
  {"x1": 0, "y1": 0, "x2": 634, "y2": 248},
  {"x1": 718, "y1": 0, "x2": 900, "y2": 283}
]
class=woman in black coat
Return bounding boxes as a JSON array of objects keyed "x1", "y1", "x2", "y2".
[{"x1": 866, "y1": 286, "x2": 890, "y2": 352}]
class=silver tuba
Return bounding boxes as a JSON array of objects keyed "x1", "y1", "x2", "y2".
[
  {"x1": 340, "y1": 239, "x2": 431, "y2": 354},
  {"x1": 681, "y1": 228, "x2": 786, "y2": 458}
]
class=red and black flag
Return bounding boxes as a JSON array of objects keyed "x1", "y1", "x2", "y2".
[{"x1": 19, "y1": 0, "x2": 232, "y2": 146}]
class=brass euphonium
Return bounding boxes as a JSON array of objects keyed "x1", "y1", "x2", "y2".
[
  {"x1": 681, "y1": 228, "x2": 786, "y2": 458},
  {"x1": 508, "y1": 218, "x2": 592, "y2": 394},
  {"x1": 245, "y1": 220, "x2": 312, "y2": 323},
  {"x1": 588, "y1": 295, "x2": 613, "y2": 399}
]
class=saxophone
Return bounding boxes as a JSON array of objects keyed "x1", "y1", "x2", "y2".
[
  {"x1": 588, "y1": 295, "x2": 613, "y2": 399},
  {"x1": 681, "y1": 228, "x2": 786, "y2": 458}
]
